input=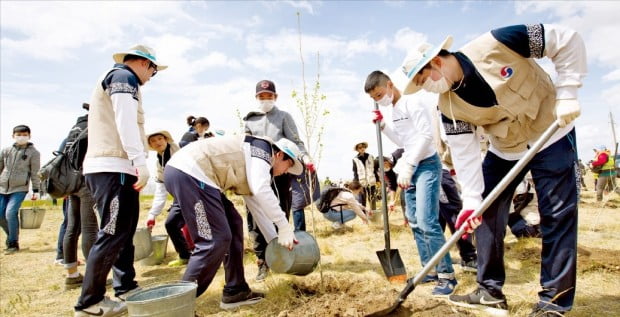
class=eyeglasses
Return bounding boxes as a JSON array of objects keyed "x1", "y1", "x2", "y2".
[{"x1": 148, "y1": 61, "x2": 157, "y2": 77}]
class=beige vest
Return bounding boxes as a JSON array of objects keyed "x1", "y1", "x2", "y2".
[
  {"x1": 353, "y1": 154, "x2": 376, "y2": 186},
  {"x1": 155, "y1": 143, "x2": 180, "y2": 182},
  {"x1": 438, "y1": 32, "x2": 556, "y2": 153},
  {"x1": 188, "y1": 135, "x2": 253, "y2": 195},
  {"x1": 86, "y1": 68, "x2": 146, "y2": 159}
]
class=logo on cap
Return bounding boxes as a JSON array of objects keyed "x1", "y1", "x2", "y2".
[
  {"x1": 261, "y1": 81, "x2": 270, "y2": 89},
  {"x1": 500, "y1": 66, "x2": 513, "y2": 79}
]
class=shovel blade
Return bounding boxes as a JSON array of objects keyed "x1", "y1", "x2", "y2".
[{"x1": 376, "y1": 249, "x2": 407, "y2": 281}]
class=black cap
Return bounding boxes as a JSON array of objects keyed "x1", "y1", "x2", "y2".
[
  {"x1": 255, "y1": 80, "x2": 276, "y2": 96},
  {"x1": 82, "y1": 103, "x2": 90, "y2": 110}
]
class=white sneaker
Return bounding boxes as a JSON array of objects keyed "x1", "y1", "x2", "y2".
[
  {"x1": 74, "y1": 296, "x2": 126, "y2": 317},
  {"x1": 332, "y1": 222, "x2": 343, "y2": 229}
]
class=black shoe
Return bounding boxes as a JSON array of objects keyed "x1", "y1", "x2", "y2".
[
  {"x1": 5, "y1": 241, "x2": 19, "y2": 254},
  {"x1": 460, "y1": 259, "x2": 477, "y2": 273},
  {"x1": 220, "y1": 290, "x2": 265, "y2": 310},
  {"x1": 529, "y1": 305, "x2": 566, "y2": 317},
  {"x1": 449, "y1": 288, "x2": 508, "y2": 316},
  {"x1": 65, "y1": 273, "x2": 84, "y2": 290}
]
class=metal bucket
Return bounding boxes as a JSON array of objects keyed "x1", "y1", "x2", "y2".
[
  {"x1": 133, "y1": 228, "x2": 152, "y2": 261},
  {"x1": 126, "y1": 281, "x2": 197, "y2": 317},
  {"x1": 369, "y1": 209, "x2": 383, "y2": 224},
  {"x1": 141, "y1": 235, "x2": 169, "y2": 266},
  {"x1": 265, "y1": 231, "x2": 320, "y2": 276},
  {"x1": 19, "y1": 207, "x2": 46, "y2": 229}
]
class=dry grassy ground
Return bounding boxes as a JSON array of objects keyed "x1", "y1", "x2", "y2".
[{"x1": 1, "y1": 175, "x2": 619, "y2": 316}]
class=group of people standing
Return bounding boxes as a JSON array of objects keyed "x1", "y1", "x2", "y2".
[{"x1": 0, "y1": 21, "x2": 602, "y2": 317}]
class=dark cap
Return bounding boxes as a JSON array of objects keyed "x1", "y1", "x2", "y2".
[
  {"x1": 255, "y1": 80, "x2": 276, "y2": 96},
  {"x1": 82, "y1": 103, "x2": 90, "y2": 110}
]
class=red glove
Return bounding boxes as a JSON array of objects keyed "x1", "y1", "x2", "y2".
[
  {"x1": 455, "y1": 209, "x2": 482, "y2": 239},
  {"x1": 306, "y1": 162, "x2": 316, "y2": 173},
  {"x1": 372, "y1": 109, "x2": 383, "y2": 124},
  {"x1": 146, "y1": 219, "x2": 155, "y2": 230}
]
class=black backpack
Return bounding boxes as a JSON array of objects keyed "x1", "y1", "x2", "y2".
[
  {"x1": 39, "y1": 115, "x2": 88, "y2": 198},
  {"x1": 316, "y1": 186, "x2": 347, "y2": 213}
]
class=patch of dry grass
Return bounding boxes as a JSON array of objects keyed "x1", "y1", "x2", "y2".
[{"x1": 1, "y1": 176, "x2": 620, "y2": 316}]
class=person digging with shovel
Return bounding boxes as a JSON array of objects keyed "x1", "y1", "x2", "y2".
[
  {"x1": 365, "y1": 70, "x2": 458, "y2": 297},
  {"x1": 400, "y1": 23, "x2": 585, "y2": 316}
]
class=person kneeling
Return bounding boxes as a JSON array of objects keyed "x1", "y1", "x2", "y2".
[{"x1": 318, "y1": 180, "x2": 370, "y2": 230}]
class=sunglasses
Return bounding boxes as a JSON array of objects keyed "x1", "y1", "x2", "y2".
[{"x1": 148, "y1": 61, "x2": 157, "y2": 77}]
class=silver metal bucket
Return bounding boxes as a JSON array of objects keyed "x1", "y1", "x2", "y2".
[
  {"x1": 19, "y1": 207, "x2": 46, "y2": 229},
  {"x1": 126, "y1": 281, "x2": 197, "y2": 317},
  {"x1": 133, "y1": 228, "x2": 152, "y2": 261},
  {"x1": 265, "y1": 230, "x2": 320, "y2": 276},
  {"x1": 141, "y1": 235, "x2": 169, "y2": 266},
  {"x1": 369, "y1": 209, "x2": 383, "y2": 224}
]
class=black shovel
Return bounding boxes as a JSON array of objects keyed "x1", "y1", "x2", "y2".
[
  {"x1": 367, "y1": 120, "x2": 561, "y2": 316},
  {"x1": 373, "y1": 102, "x2": 407, "y2": 282}
]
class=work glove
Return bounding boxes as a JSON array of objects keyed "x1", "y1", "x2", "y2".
[
  {"x1": 302, "y1": 154, "x2": 316, "y2": 173},
  {"x1": 372, "y1": 110, "x2": 385, "y2": 129},
  {"x1": 133, "y1": 165, "x2": 150, "y2": 191},
  {"x1": 146, "y1": 214, "x2": 156, "y2": 231},
  {"x1": 30, "y1": 192, "x2": 39, "y2": 200},
  {"x1": 394, "y1": 160, "x2": 415, "y2": 189},
  {"x1": 277, "y1": 224, "x2": 298, "y2": 250},
  {"x1": 555, "y1": 99, "x2": 581, "y2": 128},
  {"x1": 455, "y1": 209, "x2": 482, "y2": 239}
]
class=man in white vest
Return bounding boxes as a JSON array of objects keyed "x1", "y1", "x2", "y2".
[
  {"x1": 400, "y1": 24, "x2": 585, "y2": 316},
  {"x1": 352, "y1": 141, "x2": 378, "y2": 210},
  {"x1": 74, "y1": 44, "x2": 166, "y2": 317}
]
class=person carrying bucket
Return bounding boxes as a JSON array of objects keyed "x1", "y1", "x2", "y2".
[
  {"x1": 163, "y1": 135, "x2": 301, "y2": 309},
  {"x1": 365, "y1": 71, "x2": 458, "y2": 296}
]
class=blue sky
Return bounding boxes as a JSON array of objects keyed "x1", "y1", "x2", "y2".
[{"x1": 2, "y1": 1, "x2": 619, "y2": 184}]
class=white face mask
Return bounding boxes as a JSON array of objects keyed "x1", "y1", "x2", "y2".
[
  {"x1": 422, "y1": 69, "x2": 451, "y2": 94},
  {"x1": 258, "y1": 99, "x2": 275, "y2": 113},
  {"x1": 376, "y1": 88, "x2": 394, "y2": 107},
  {"x1": 14, "y1": 136, "x2": 29, "y2": 145}
]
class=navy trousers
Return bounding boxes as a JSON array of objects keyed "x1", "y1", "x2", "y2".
[
  {"x1": 164, "y1": 166, "x2": 249, "y2": 297},
  {"x1": 76, "y1": 173, "x2": 139, "y2": 310},
  {"x1": 477, "y1": 129, "x2": 578, "y2": 312},
  {"x1": 165, "y1": 200, "x2": 191, "y2": 260}
]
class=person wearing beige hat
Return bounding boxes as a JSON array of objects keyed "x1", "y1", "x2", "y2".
[
  {"x1": 352, "y1": 141, "x2": 378, "y2": 210},
  {"x1": 399, "y1": 24, "x2": 586, "y2": 316},
  {"x1": 74, "y1": 44, "x2": 166, "y2": 317}
]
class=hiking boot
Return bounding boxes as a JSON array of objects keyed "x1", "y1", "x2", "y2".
[
  {"x1": 420, "y1": 274, "x2": 439, "y2": 284},
  {"x1": 167, "y1": 258, "x2": 189, "y2": 267},
  {"x1": 529, "y1": 305, "x2": 566, "y2": 317},
  {"x1": 449, "y1": 288, "x2": 508, "y2": 316},
  {"x1": 460, "y1": 259, "x2": 478, "y2": 273},
  {"x1": 256, "y1": 261, "x2": 269, "y2": 281},
  {"x1": 5, "y1": 241, "x2": 19, "y2": 254},
  {"x1": 65, "y1": 273, "x2": 84, "y2": 290},
  {"x1": 432, "y1": 278, "x2": 458, "y2": 296},
  {"x1": 116, "y1": 286, "x2": 142, "y2": 302},
  {"x1": 74, "y1": 296, "x2": 126, "y2": 317},
  {"x1": 220, "y1": 289, "x2": 265, "y2": 310}
]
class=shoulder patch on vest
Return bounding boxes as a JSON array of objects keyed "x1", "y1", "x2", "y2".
[
  {"x1": 443, "y1": 120, "x2": 474, "y2": 135},
  {"x1": 246, "y1": 137, "x2": 272, "y2": 164},
  {"x1": 526, "y1": 24, "x2": 544, "y2": 59}
]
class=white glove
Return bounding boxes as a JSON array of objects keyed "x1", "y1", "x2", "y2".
[
  {"x1": 394, "y1": 160, "x2": 415, "y2": 189},
  {"x1": 555, "y1": 99, "x2": 580, "y2": 128},
  {"x1": 134, "y1": 165, "x2": 150, "y2": 191},
  {"x1": 277, "y1": 224, "x2": 297, "y2": 250},
  {"x1": 30, "y1": 192, "x2": 39, "y2": 200}
]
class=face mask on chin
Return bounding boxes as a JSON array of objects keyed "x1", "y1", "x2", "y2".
[
  {"x1": 14, "y1": 136, "x2": 29, "y2": 145},
  {"x1": 422, "y1": 68, "x2": 451, "y2": 94},
  {"x1": 258, "y1": 100, "x2": 275, "y2": 113},
  {"x1": 376, "y1": 88, "x2": 394, "y2": 107}
]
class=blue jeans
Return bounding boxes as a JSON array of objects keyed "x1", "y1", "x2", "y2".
[
  {"x1": 404, "y1": 153, "x2": 454, "y2": 276},
  {"x1": 293, "y1": 209, "x2": 306, "y2": 231},
  {"x1": 323, "y1": 208, "x2": 357, "y2": 224},
  {"x1": 477, "y1": 129, "x2": 578, "y2": 311},
  {"x1": 56, "y1": 199, "x2": 69, "y2": 260},
  {"x1": 0, "y1": 191, "x2": 28, "y2": 244}
]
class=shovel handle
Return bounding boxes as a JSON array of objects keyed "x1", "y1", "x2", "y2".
[{"x1": 374, "y1": 102, "x2": 391, "y2": 251}]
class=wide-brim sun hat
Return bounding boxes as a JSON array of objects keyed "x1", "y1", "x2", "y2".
[
  {"x1": 113, "y1": 44, "x2": 168, "y2": 71},
  {"x1": 401, "y1": 36, "x2": 453, "y2": 95},
  {"x1": 146, "y1": 130, "x2": 174, "y2": 151},
  {"x1": 594, "y1": 145, "x2": 606, "y2": 151},
  {"x1": 274, "y1": 138, "x2": 303, "y2": 175},
  {"x1": 354, "y1": 142, "x2": 368, "y2": 151}
]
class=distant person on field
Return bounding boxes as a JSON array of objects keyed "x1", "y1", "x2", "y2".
[
  {"x1": 590, "y1": 145, "x2": 620, "y2": 201},
  {"x1": 179, "y1": 116, "x2": 214, "y2": 148},
  {"x1": 318, "y1": 180, "x2": 370, "y2": 230},
  {"x1": 0, "y1": 124, "x2": 41, "y2": 254},
  {"x1": 352, "y1": 141, "x2": 378, "y2": 210}
]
